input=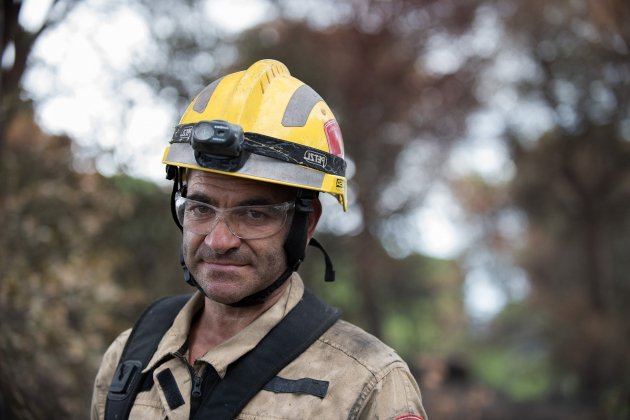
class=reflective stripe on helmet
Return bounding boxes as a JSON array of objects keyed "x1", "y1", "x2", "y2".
[{"x1": 164, "y1": 143, "x2": 326, "y2": 189}]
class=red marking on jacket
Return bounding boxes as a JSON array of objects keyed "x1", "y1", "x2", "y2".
[{"x1": 393, "y1": 415, "x2": 424, "y2": 420}]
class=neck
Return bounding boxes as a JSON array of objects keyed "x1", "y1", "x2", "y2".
[{"x1": 188, "y1": 280, "x2": 290, "y2": 363}]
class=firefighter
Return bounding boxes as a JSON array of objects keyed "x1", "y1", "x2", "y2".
[{"x1": 91, "y1": 59, "x2": 427, "y2": 420}]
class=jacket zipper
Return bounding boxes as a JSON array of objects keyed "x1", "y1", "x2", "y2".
[
  {"x1": 191, "y1": 373, "x2": 203, "y2": 398},
  {"x1": 173, "y1": 352, "x2": 203, "y2": 399}
]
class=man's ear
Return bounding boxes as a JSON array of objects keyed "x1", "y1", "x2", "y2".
[{"x1": 306, "y1": 198, "x2": 322, "y2": 241}]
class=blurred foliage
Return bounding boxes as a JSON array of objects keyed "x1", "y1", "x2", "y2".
[
  {"x1": 0, "y1": 0, "x2": 83, "y2": 154},
  {"x1": 300, "y1": 235, "x2": 466, "y2": 357},
  {"x1": 509, "y1": 130, "x2": 630, "y2": 413},
  {"x1": 498, "y1": 0, "x2": 630, "y2": 416},
  {"x1": 470, "y1": 302, "x2": 555, "y2": 401},
  {"x1": 0, "y1": 111, "x2": 186, "y2": 418}
]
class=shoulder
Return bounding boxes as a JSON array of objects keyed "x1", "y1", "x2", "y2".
[
  {"x1": 282, "y1": 316, "x2": 409, "y2": 384},
  {"x1": 90, "y1": 329, "x2": 131, "y2": 420},
  {"x1": 320, "y1": 320, "x2": 427, "y2": 419},
  {"x1": 96, "y1": 328, "x2": 132, "y2": 385},
  {"x1": 296, "y1": 319, "x2": 427, "y2": 419},
  {"x1": 319, "y1": 319, "x2": 406, "y2": 376}
]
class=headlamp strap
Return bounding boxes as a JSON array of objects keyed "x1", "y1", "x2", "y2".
[
  {"x1": 244, "y1": 132, "x2": 346, "y2": 177},
  {"x1": 170, "y1": 123, "x2": 346, "y2": 177}
]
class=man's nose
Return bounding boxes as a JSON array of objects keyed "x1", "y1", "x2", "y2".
[{"x1": 204, "y1": 218, "x2": 241, "y2": 254}]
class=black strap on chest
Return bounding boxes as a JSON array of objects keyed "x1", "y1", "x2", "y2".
[
  {"x1": 105, "y1": 290, "x2": 340, "y2": 420},
  {"x1": 105, "y1": 294, "x2": 191, "y2": 420},
  {"x1": 193, "y1": 290, "x2": 340, "y2": 419}
]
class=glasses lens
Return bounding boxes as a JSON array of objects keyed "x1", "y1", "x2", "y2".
[
  {"x1": 175, "y1": 194, "x2": 293, "y2": 239},
  {"x1": 229, "y1": 204, "x2": 291, "y2": 239}
]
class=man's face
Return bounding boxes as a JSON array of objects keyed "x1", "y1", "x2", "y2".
[{"x1": 182, "y1": 170, "x2": 299, "y2": 305}]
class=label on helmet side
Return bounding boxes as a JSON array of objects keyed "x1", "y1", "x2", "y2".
[
  {"x1": 244, "y1": 132, "x2": 346, "y2": 177},
  {"x1": 304, "y1": 151, "x2": 328, "y2": 169},
  {"x1": 172, "y1": 124, "x2": 194, "y2": 143}
]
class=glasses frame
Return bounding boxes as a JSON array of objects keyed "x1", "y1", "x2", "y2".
[{"x1": 174, "y1": 191, "x2": 295, "y2": 240}]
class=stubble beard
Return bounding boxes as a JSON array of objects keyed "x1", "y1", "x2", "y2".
[{"x1": 183, "y1": 240, "x2": 289, "y2": 305}]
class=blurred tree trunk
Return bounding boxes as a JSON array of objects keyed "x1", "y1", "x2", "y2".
[
  {"x1": 0, "y1": 0, "x2": 82, "y2": 190},
  {"x1": 498, "y1": 0, "x2": 630, "y2": 407},
  {"x1": 509, "y1": 127, "x2": 630, "y2": 409},
  {"x1": 0, "y1": 108, "x2": 184, "y2": 419}
]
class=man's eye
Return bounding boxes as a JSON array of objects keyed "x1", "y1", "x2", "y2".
[
  {"x1": 188, "y1": 203, "x2": 213, "y2": 216},
  {"x1": 233, "y1": 207, "x2": 271, "y2": 222},
  {"x1": 246, "y1": 209, "x2": 268, "y2": 220}
]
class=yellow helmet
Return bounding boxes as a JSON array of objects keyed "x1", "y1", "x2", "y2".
[{"x1": 162, "y1": 59, "x2": 347, "y2": 211}]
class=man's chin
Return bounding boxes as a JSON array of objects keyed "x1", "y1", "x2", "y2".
[{"x1": 197, "y1": 277, "x2": 248, "y2": 305}]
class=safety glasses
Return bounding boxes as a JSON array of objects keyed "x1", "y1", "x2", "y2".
[{"x1": 174, "y1": 192, "x2": 294, "y2": 239}]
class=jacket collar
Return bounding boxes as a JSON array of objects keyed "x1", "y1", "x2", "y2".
[{"x1": 143, "y1": 273, "x2": 305, "y2": 378}]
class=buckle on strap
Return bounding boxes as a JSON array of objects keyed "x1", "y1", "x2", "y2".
[{"x1": 108, "y1": 360, "x2": 143, "y2": 400}]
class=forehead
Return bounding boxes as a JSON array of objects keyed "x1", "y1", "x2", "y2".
[{"x1": 186, "y1": 170, "x2": 296, "y2": 202}]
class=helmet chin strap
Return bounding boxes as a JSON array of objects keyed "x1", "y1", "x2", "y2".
[
  {"x1": 227, "y1": 189, "x2": 316, "y2": 306},
  {"x1": 166, "y1": 166, "x2": 335, "y2": 307}
]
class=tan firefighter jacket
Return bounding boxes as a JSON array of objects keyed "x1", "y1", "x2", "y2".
[{"x1": 91, "y1": 274, "x2": 427, "y2": 420}]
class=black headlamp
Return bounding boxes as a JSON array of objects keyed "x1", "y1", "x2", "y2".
[
  {"x1": 192, "y1": 120, "x2": 249, "y2": 172},
  {"x1": 171, "y1": 120, "x2": 249, "y2": 172}
]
